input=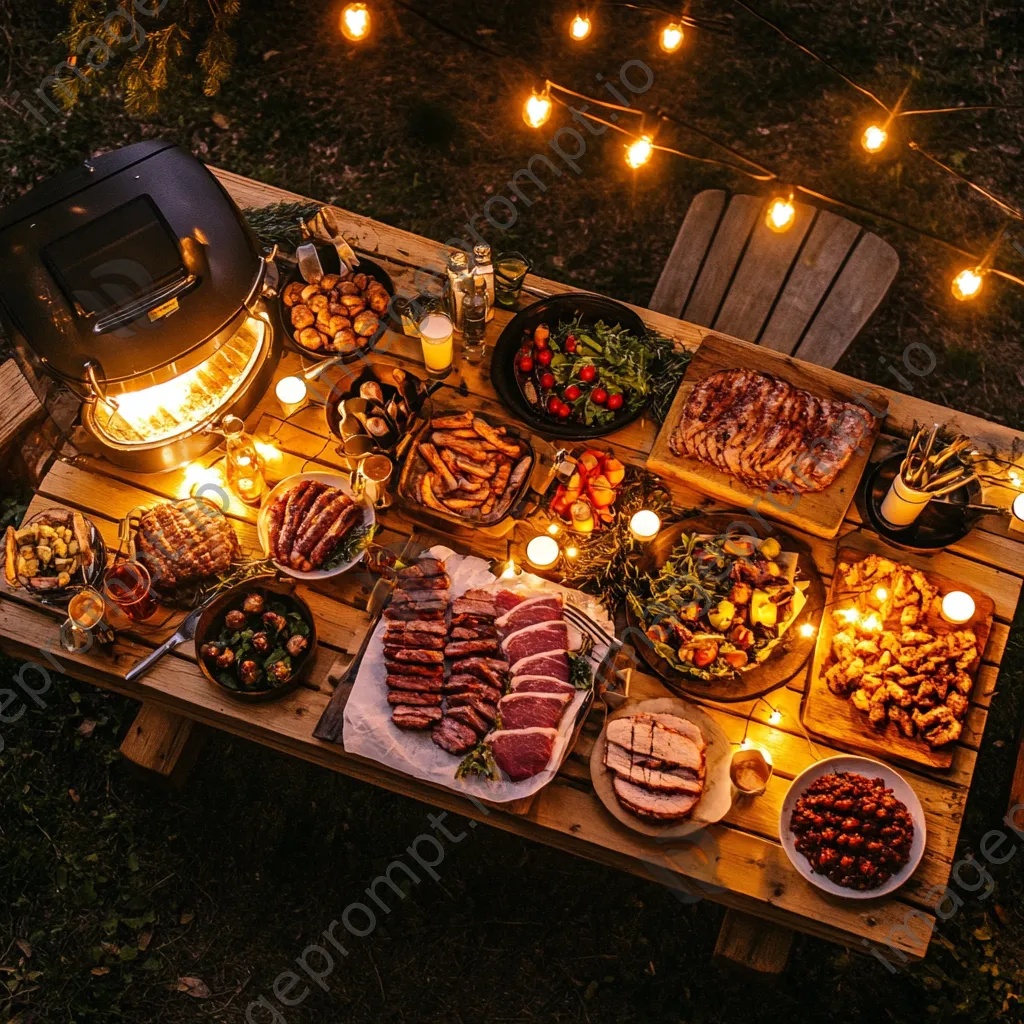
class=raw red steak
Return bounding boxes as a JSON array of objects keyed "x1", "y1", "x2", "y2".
[
  {"x1": 489, "y1": 727, "x2": 557, "y2": 781},
  {"x1": 509, "y1": 675, "x2": 576, "y2": 696},
  {"x1": 510, "y1": 650, "x2": 570, "y2": 682},
  {"x1": 498, "y1": 691, "x2": 572, "y2": 730},
  {"x1": 501, "y1": 621, "x2": 569, "y2": 666},
  {"x1": 495, "y1": 595, "x2": 564, "y2": 635},
  {"x1": 493, "y1": 590, "x2": 523, "y2": 614}
]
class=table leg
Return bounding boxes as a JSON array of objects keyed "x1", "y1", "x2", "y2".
[
  {"x1": 119, "y1": 702, "x2": 206, "y2": 791},
  {"x1": 713, "y1": 908, "x2": 794, "y2": 980}
]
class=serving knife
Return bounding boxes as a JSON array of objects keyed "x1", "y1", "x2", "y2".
[{"x1": 124, "y1": 604, "x2": 204, "y2": 684}]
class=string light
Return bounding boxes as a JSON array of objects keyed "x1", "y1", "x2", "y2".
[
  {"x1": 765, "y1": 193, "x2": 796, "y2": 232},
  {"x1": 862, "y1": 124, "x2": 889, "y2": 153},
  {"x1": 768, "y1": 709, "x2": 783, "y2": 726},
  {"x1": 952, "y1": 266, "x2": 985, "y2": 301},
  {"x1": 565, "y1": 544, "x2": 579, "y2": 560},
  {"x1": 874, "y1": 587, "x2": 889, "y2": 602},
  {"x1": 799, "y1": 622, "x2": 815, "y2": 638},
  {"x1": 523, "y1": 88, "x2": 553, "y2": 128},
  {"x1": 659, "y1": 22, "x2": 684, "y2": 53},
  {"x1": 569, "y1": 11, "x2": 592, "y2": 41},
  {"x1": 547, "y1": 522, "x2": 561, "y2": 536},
  {"x1": 625, "y1": 133, "x2": 654, "y2": 169},
  {"x1": 340, "y1": 2, "x2": 371, "y2": 41}
]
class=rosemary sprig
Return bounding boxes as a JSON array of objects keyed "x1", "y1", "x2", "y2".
[
  {"x1": 243, "y1": 201, "x2": 322, "y2": 252},
  {"x1": 192, "y1": 558, "x2": 276, "y2": 607},
  {"x1": 456, "y1": 741, "x2": 499, "y2": 781},
  {"x1": 321, "y1": 523, "x2": 377, "y2": 571}
]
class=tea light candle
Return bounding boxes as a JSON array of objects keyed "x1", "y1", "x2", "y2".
[
  {"x1": 275, "y1": 376, "x2": 308, "y2": 416},
  {"x1": 941, "y1": 591, "x2": 976, "y2": 624},
  {"x1": 1013, "y1": 493, "x2": 1024, "y2": 522},
  {"x1": 526, "y1": 535, "x2": 560, "y2": 570},
  {"x1": 629, "y1": 509, "x2": 661, "y2": 542}
]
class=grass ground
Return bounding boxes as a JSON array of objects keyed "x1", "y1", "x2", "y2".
[{"x1": 0, "y1": 1, "x2": 1022, "y2": 1021}]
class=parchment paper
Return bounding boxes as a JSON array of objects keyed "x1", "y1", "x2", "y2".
[{"x1": 342, "y1": 545, "x2": 613, "y2": 802}]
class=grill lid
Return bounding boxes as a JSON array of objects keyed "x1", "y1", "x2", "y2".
[{"x1": 0, "y1": 141, "x2": 263, "y2": 386}]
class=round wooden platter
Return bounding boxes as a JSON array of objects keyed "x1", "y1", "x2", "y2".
[
  {"x1": 589, "y1": 697, "x2": 735, "y2": 839},
  {"x1": 624, "y1": 513, "x2": 826, "y2": 703}
]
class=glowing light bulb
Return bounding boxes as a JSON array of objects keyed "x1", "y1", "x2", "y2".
[
  {"x1": 862, "y1": 124, "x2": 888, "y2": 153},
  {"x1": 523, "y1": 89, "x2": 552, "y2": 129},
  {"x1": 838, "y1": 607, "x2": 860, "y2": 625},
  {"x1": 799, "y1": 622, "x2": 815, "y2": 638},
  {"x1": 625, "y1": 134, "x2": 654, "y2": 169},
  {"x1": 659, "y1": 22, "x2": 684, "y2": 53},
  {"x1": 547, "y1": 522, "x2": 560, "y2": 536},
  {"x1": 565, "y1": 545, "x2": 579, "y2": 560},
  {"x1": 1010, "y1": 470, "x2": 1023, "y2": 488},
  {"x1": 768, "y1": 710, "x2": 782, "y2": 726},
  {"x1": 340, "y1": 3, "x2": 370, "y2": 42},
  {"x1": 569, "y1": 13, "x2": 592, "y2": 41},
  {"x1": 765, "y1": 194, "x2": 796, "y2": 233},
  {"x1": 952, "y1": 267, "x2": 984, "y2": 301}
]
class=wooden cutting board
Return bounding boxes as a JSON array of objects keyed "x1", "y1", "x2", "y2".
[
  {"x1": 647, "y1": 334, "x2": 888, "y2": 539},
  {"x1": 801, "y1": 547, "x2": 994, "y2": 770}
]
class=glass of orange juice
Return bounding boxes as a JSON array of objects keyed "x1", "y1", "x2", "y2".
[{"x1": 417, "y1": 312, "x2": 454, "y2": 379}]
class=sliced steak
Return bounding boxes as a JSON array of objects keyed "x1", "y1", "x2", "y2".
[
  {"x1": 450, "y1": 624, "x2": 499, "y2": 641},
  {"x1": 398, "y1": 557, "x2": 447, "y2": 579},
  {"x1": 382, "y1": 631, "x2": 446, "y2": 650},
  {"x1": 501, "y1": 621, "x2": 570, "y2": 666},
  {"x1": 509, "y1": 675, "x2": 576, "y2": 696},
  {"x1": 386, "y1": 691, "x2": 443, "y2": 706},
  {"x1": 498, "y1": 691, "x2": 572, "y2": 730},
  {"x1": 444, "y1": 639, "x2": 501, "y2": 658},
  {"x1": 495, "y1": 595, "x2": 564, "y2": 634},
  {"x1": 449, "y1": 657, "x2": 507, "y2": 688},
  {"x1": 384, "y1": 660, "x2": 443, "y2": 678},
  {"x1": 383, "y1": 619, "x2": 447, "y2": 637},
  {"x1": 384, "y1": 606, "x2": 445, "y2": 622},
  {"x1": 488, "y1": 727, "x2": 557, "y2": 781},
  {"x1": 446, "y1": 704, "x2": 490, "y2": 736},
  {"x1": 381, "y1": 647, "x2": 444, "y2": 665},
  {"x1": 604, "y1": 742, "x2": 705, "y2": 793},
  {"x1": 455, "y1": 695, "x2": 497, "y2": 724},
  {"x1": 431, "y1": 717, "x2": 478, "y2": 755},
  {"x1": 391, "y1": 705, "x2": 444, "y2": 729},
  {"x1": 451, "y1": 598, "x2": 497, "y2": 620},
  {"x1": 446, "y1": 683, "x2": 502, "y2": 706},
  {"x1": 510, "y1": 650, "x2": 570, "y2": 682},
  {"x1": 396, "y1": 573, "x2": 450, "y2": 591},
  {"x1": 612, "y1": 777, "x2": 700, "y2": 820},
  {"x1": 451, "y1": 613, "x2": 496, "y2": 628},
  {"x1": 493, "y1": 590, "x2": 523, "y2": 614},
  {"x1": 386, "y1": 675, "x2": 444, "y2": 693}
]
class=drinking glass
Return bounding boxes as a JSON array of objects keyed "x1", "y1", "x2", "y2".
[
  {"x1": 494, "y1": 252, "x2": 532, "y2": 309},
  {"x1": 60, "y1": 586, "x2": 113, "y2": 652},
  {"x1": 417, "y1": 312, "x2": 454, "y2": 379},
  {"x1": 103, "y1": 561, "x2": 158, "y2": 622},
  {"x1": 357, "y1": 453, "x2": 394, "y2": 506}
]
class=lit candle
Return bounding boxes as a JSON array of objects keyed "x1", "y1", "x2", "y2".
[
  {"x1": 275, "y1": 376, "x2": 308, "y2": 416},
  {"x1": 526, "y1": 535, "x2": 560, "y2": 570},
  {"x1": 629, "y1": 509, "x2": 661, "y2": 542},
  {"x1": 941, "y1": 591, "x2": 976, "y2": 624},
  {"x1": 499, "y1": 559, "x2": 519, "y2": 580},
  {"x1": 1013, "y1": 493, "x2": 1024, "y2": 522}
]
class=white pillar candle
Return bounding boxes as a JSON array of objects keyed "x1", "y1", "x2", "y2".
[
  {"x1": 941, "y1": 591, "x2": 976, "y2": 624},
  {"x1": 526, "y1": 535, "x2": 560, "y2": 570},
  {"x1": 1013, "y1": 494, "x2": 1024, "y2": 522},
  {"x1": 275, "y1": 376, "x2": 308, "y2": 416},
  {"x1": 629, "y1": 509, "x2": 661, "y2": 542}
]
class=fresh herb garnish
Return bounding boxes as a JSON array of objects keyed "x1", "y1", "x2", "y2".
[
  {"x1": 321, "y1": 523, "x2": 376, "y2": 571},
  {"x1": 568, "y1": 651, "x2": 593, "y2": 691},
  {"x1": 456, "y1": 741, "x2": 499, "y2": 781}
]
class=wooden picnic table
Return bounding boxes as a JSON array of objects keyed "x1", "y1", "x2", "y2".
[{"x1": 1, "y1": 167, "x2": 1022, "y2": 969}]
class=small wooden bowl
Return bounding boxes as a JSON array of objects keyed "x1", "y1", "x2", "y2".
[{"x1": 194, "y1": 577, "x2": 317, "y2": 702}]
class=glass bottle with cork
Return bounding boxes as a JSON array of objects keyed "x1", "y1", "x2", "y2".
[
  {"x1": 445, "y1": 250, "x2": 473, "y2": 330},
  {"x1": 472, "y1": 243, "x2": 495, "y2": 321}
]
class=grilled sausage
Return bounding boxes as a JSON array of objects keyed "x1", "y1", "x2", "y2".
[{"x1": 309, "y1": 504, "x2": 360, "y2": 569}]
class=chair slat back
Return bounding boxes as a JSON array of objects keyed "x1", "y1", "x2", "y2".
[{"x1": 649, "y1": 190, "x2": 899, "y2": 368}]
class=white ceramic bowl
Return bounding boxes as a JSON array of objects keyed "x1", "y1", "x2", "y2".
[{"x1": 779, "y1": 754, "x2": 926, "y2": 899}]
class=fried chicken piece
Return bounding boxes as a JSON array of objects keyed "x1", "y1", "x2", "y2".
[{"x1": 887, "y1": 704, "x2": 915, "y2": 738}]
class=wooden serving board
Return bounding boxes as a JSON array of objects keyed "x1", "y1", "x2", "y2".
[
  {"x1": 647, "y1": 334, "x2": 888, "y2": 539},
  {"x1": 801, "y1": 547, "x2": 995, "y2": 770}
]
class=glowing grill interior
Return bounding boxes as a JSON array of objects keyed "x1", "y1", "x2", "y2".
[{"x1": 93, "y1": 316, "x2": 266, "y2": 445}]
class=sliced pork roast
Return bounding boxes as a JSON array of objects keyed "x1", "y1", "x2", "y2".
[{"x1": 604, "y1": 713, "x2": 707, "y2": 821}]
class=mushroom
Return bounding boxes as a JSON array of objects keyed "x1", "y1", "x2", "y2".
[
  {"x1": 225, "y1": 609, "x2": 247, "y2": 631},
  {"x1": 239, "y1": 660, "x2": 262, "y2": 687},
  {"x1": 262, "y1": 611, "x2": 287, "y2": 634},
  {"x1": 269, "y1": 660, "x2": 292, "y2": 684},
  {"x1": 252, "y1": 630, "x2": 270, "y2": 655},
  {"x1": 215, "y1": 647, "x2": 236, "y2": 669},
  {"x1": 242, "y1": 593, "x2": 264, "y2": 615},
  {"x1": 286, "y1": 634, "x2": 308, "y2": 657}
]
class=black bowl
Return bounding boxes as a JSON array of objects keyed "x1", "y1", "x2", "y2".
[
  {"x1": 275, "y1": 245, "x2": 396, "y2": 362},
  {"x1": 490, "y1": 293, "x2": 650, "y2": 439},
  {"x1": 861, "y1": 453, "x2": 982, "y2": 552}
]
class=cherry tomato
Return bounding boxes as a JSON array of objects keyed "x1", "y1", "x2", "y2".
[
  {"x1": 606, "y1": 392, "x2": 624, "y2": 411},
  {"x1": 540, "y1": 372, "x2": 556, "y2": 390},
  {"x1": 591, "y1": 387, "x2": 608, "y2": 405},
  {"x1": 537, "y1": 348, "x2": 553, "y2": 367},
  {"x1": 547, "y1": 396, "x2": 562, "y2": 414},
  {"x1": 519, "y1": 355, "x2": 534, "y2": 373},
  {"x1": 579, "y1": 364, "x2": 597, "y2": 383},
  {"x1": 565, "y1": 336, "x2": 577, "y2": 353},
  {"x1": 563, "y1": 384, "x2": 581, "y2": 401},
  {"x1": 556, "y1": 402, "x2": 572, "y2": 419}
]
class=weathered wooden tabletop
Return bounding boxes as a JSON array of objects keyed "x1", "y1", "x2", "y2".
[{"x1": 1, "y1": 167, "x2": 1022, "y2": 962}]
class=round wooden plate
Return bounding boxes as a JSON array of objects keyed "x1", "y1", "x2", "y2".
[
  {"x1": 589, "y1": 697, "x2": 734, "y2": 838},
  {"x1": 624, "y1": 513, "x2": 826, "y2": 702},
  {"x1": 779, "y1": 754, "x2": 926, "y2": 899}
]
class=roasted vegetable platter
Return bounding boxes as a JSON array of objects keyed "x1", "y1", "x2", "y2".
[
  {"x1": 4, "y1": 508, "x2": 105, "y2": 599},
  {"x1": 624, "y1": 514, "x2": 825, "y2": 702}
]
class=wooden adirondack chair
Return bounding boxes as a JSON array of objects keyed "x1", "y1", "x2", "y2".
[{"x1": 649, "y1": 190, "x2": 899, "y2": 368}]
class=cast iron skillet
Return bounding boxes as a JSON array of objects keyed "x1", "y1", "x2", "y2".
[
  {"x1": 275, "y1": 244, "x2": 396, "y2": 363},
  {"x1": 490, "y1": 292, "x2": 650, "y2": 440},
  {"x1": 624, "y1": 513, "x2": 826, "y2": 703}
]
